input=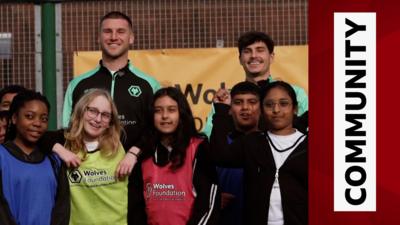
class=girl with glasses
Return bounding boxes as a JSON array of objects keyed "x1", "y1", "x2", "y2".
[
  {"x1": 40, "y1": 88, "x2": 128, "y2": 225},
  {"x1": 210, "y1": 81, "x2": 308, "y2": 225}
]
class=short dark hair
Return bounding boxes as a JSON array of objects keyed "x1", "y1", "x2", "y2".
[
  {"x1": 100, "y1": 11, "x2": 133, "y2": 31},
  {"x1": 0, "y1": 85, "x2": 26, "y2": 102},
  {"x1": 230, "y1": 81, "x2": 261, "y2": 99},
  {"x1": 237, "y1": 31, "x2": 274, "y2": 56}
]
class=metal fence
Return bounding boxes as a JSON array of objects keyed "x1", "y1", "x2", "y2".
[
  {"x1": 0, "y1": 2, "x2": 36, "y2": 89},
  {"x1": 62, "y1": 0, "x2": 308, "y2": 90},
  {"x1": 0, "y1": 0, "x2": 307, "y2": 127}
]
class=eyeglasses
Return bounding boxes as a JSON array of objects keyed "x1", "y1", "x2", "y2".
[
  {"x1": 264, "y1": 100, "x2": 292, "y2": 110},
  {"x1": 86, "y1": 106, "x2": 112, "y2": 122}
]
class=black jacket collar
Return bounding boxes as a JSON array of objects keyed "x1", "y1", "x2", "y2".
[
  {"x1": 228, "y1": 129, "x2": 246, "y2": 140},
  {"x1": 256, "y1": 79, "x2": 270, "y2": 89},
  {"x1": 99, "y1": 60, "x2": 131, "y2": 76},
  {"x1": 3, "y1": 141, "x2": 45, "y2": 163},
  {"x1": 153, "y1": 141, "x2": 173, "y2": 167}
]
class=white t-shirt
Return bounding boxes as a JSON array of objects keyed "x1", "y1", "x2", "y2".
[
  {"x1": 267, "y1": 130, "x2": 306, "y2": 225},
  {"x1": 108, "y1": 69, "x2": 117, "y2": 75},
  {"x1": 84, "y1": 140, "x2": 99, "y2": 152}
]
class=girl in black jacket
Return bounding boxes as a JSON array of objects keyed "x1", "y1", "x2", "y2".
[{"x1": 210, "y1": 81, "x2": 307, "y2": 225}]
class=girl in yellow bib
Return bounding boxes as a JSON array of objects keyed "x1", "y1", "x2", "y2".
[{"x1": 41, "y1": 89, "x2": 128, "y2": 225}]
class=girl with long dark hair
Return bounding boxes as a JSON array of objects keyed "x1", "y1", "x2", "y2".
[{"x1": 129, "y1": 87, "x2": 219, "y2": 225}]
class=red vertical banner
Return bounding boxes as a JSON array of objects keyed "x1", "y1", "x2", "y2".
[{"x1": 310, "y1": 0, "x2": 400, "y2": 224}]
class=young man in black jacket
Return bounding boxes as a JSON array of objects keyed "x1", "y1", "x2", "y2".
[
  {"x1": 62, "y1": 11, "x2": 160, "y2": 153},
  {"x1": 203, "y1": 31, "x2": 308, "y2": 137},
  {"x1": 48, "y1": 11, "x2": 160, "y2": 223}
]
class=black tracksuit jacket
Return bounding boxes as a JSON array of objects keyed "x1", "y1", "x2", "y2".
[{"x1": 209, "y1": 104, "x2": 308, "y2": 225}]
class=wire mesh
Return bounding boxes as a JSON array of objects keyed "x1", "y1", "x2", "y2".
[
  {"x1": 0, "y1": 3, "x2": 35, "y2": 89},
  {"x1": 62, "y1": 0, "x2": 307, "y2": 91},
  {"x1": 0, "y1": 0, "x2": 307, "y2": 93}
]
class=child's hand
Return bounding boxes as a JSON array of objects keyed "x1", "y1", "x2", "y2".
[
  {"x1": 53, "y1": 143, "x2": 81, "y2": 168},
  {"x1": 115, "y1": 146, "x2": 140, "y2": 179},
  {"x1": 213, "y1": 88, "x2": 231, "y2": 105}
]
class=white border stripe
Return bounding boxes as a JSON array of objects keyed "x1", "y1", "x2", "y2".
[{"x1": 334, "y1": 12, "x2": 376, "y2": 211}]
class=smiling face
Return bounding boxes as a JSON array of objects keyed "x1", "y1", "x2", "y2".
[
  {"x1": 262, "y1": 87, "x2": 297, "y2": 135},
  {"x1": 230, "y1": 93, "x2": 260, "y2": 133},
  {"x1": 99, "y1": 18, "x2": 134, "y2": 61},
  {"x1": 240, "y1": 41, "x2": 274, "y2": 82},
  {"x1": 83, "y1": 95, "x2": 112, "y2": 142},
  {"x1": 153, "y1": 95, "x2": 180, "y2": 139},
  {"x1": 12, "y1": 100, "x2": 49, "y2": 148}
]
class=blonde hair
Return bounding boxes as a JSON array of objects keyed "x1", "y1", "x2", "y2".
[{"x1": 64, "y1": 88, "x2": 122, "y2": 159}]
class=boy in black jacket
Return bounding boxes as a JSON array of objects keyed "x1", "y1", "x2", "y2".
[{"x1": 213, "y1": 81, "x2": 261, "y2": 225}]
